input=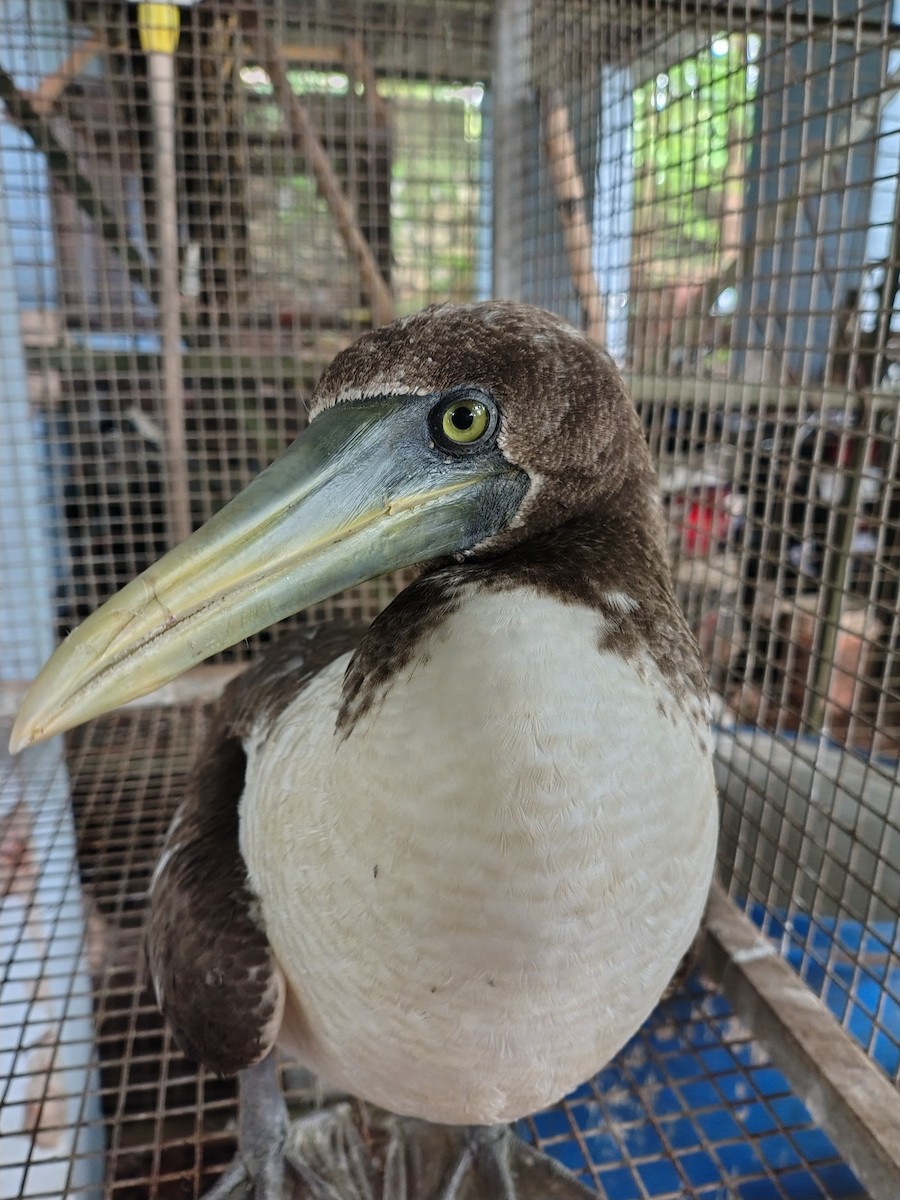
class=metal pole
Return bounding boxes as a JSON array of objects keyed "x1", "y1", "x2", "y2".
[
  {"x1": 492, "y1": 0, "x2": 532, "y2": 300},
  {"x1": 139, "y1": 2, "x2": 192, "y2": 546}
]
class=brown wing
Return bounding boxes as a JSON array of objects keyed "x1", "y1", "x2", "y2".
[{"x1": 145, "y1": 623, "x2": 362, "y2": 1076}]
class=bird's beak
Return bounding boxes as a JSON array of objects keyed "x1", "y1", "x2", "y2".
[{"x1": 10, "y1": 396, "x2": 526, "y2": 751}]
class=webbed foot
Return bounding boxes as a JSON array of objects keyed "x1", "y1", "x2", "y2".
[
  {"x1": 436, "y1": 1124, "x2": 596, "y2": 1200},
  {"x1": 281, "y1": 1105, "x2": 597, "y2": 1199},
  {"x1": 202, "y1": 1060, "x2": 596, "y2": 1199}
]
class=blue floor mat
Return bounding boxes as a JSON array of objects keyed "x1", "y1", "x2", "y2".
[
  {"x1": 748, "y1": 903, "x2": 900, "y2": 1078},
  {"x1": 520, "y1": 975, "x2": 866, "y2": 1198}
]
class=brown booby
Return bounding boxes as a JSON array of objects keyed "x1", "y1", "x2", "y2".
[{"x1": 11, "y1": 302, "x2": 718, "y2": 1199}]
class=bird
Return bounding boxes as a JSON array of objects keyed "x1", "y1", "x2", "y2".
[{"x1": 11, "y1": 301, "x2": 719, "y2": 1199}]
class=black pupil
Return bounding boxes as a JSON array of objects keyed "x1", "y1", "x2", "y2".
[{"x1": 451, "y1": 404, "x2": 475, "y2": 431}]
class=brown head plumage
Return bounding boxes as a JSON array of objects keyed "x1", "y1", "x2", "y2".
[
  {"x1": 313, "y1": 301, "x2": 666, "y2": 560},
  {"x1": 314, "y1": 302, "x2": 705, "y2": 732}
]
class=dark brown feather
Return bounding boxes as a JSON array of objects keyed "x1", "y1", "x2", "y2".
[{"x1": 145, "y1": 624, "x2": 361, "y2": 1076}]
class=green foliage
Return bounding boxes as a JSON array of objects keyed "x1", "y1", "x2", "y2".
[
  {"x1": 387, "y1": 86, "x2": 484, "y2": 310},
  {"x1": 241, "y1": 65, "x2": 484, "y2": 310},
  {"x1": 633, "y1": 34, "x2": 759, "y2": 260}
]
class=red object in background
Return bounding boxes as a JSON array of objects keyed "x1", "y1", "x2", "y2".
[{"x1": 681, "y1": 490, "x2": 731, "y2": 556}]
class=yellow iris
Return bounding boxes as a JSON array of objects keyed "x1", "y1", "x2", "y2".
[{"x1": 441, "y1": 399, "x2": 490, "y2": 444}]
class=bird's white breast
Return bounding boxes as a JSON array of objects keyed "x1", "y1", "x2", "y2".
[{"x1": 240, "y1": 588, "x2": 718, "y2": 1124}]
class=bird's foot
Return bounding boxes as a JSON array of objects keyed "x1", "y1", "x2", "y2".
[
  {"x1": 281, "y1": 1106, "x2": 597, "y2": 1200},
  {"x1": 202, "y1": 1064, "x2": 596, "y2": 1200},
  {"x1": 204, "y1": 1146, "x2": 288, "y2": 1200},
  {"x1": 437, "y1": 1124, "x2": 597, "y2": 1200}
]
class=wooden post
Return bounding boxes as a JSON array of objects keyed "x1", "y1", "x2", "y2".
[
  {"x1": 249, "y1": 24, "x2": 395, "y2": 328},
  {"x1": 542, "y1": 88, "x2": 606, "y2": 344},
  {"x1": 29, "y1": 36, "x2": 107, "y2": 115}
]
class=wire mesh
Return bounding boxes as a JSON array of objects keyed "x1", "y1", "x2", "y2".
[
  {"x1": 501, "y1": 0, "x2": 900, "y2": 1099},
  {"x1": 1, "y1": 0, "x2": 899, "y2": 1194},
  {"x1": 0, "y1": 707, "x2": 867, "y2": 1198},
  {"x1": 2, "y1": 0, "x2": 492, "y2": 663}
]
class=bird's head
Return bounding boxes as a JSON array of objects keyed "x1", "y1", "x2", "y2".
[{"x1": 10, "y1": 301, "x2": 658, "y2": 751}]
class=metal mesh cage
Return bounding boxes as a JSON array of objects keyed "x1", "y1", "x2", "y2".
[
  {"x1": 1, "y1": 0, "x2": 899, "y2": 1196},
  {"x1": 494, "y1": 0, "x2": 900, "y2": 1124}
]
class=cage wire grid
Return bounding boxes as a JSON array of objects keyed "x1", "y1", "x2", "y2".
[
  {"x1": 0, "y1": 709, "x2": 872, "y2": 1199},
  {"x1": 1, "y1": 0, "x2": 900, "y2": 1197}
]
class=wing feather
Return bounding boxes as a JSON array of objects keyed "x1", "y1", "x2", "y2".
[{"x1": 146, "y1": 623, "x2": 361, "y2": 1075}]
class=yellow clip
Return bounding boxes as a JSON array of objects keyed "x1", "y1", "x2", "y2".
[{"x1": 137, "y1": 2, "x2": 181, "y2": 56}]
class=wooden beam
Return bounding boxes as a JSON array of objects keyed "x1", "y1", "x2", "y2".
[
  {"x1": 343, "y1": 36, "x2": 391, "y2": 128},
  {"x1": 269, "y1": 42, "x2": 346, "y2": 67},
  {"x1": 541, "y1": 89, "x2": 606, "y2": 344},
  {"x1": 246, "y1": 24, "x2": 395, "y2": 328},
  {"x1": 29, "y1": 36, "x2": 107, "y2": 115}
]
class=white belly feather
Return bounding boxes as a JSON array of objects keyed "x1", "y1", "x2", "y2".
[{"x1": 239, "y1": 589, "x2": 718, "y2": 1125}]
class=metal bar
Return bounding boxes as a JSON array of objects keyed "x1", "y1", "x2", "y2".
[
  {"x1": 703, "y1": 881, "x2": 900, "y2": 1200},
  {"x1": 653, "y1": 0, "x2": 900, "y2": 44},
  {"x1": 147, "y1": 48, "x2": 192, "y2": 546},
  {"x1": 22, "y1": 355, "x2": 900, "y2": 418},
  {"x1": 626, "y1": 373, "x2": 900, "y2": 415},
  {"x1": 865, "y1": 140, "x2": 900, "y2": 665},
  {"x1": 25, "y1": 347, "x2": 344, "y2": 379},
  {"x1": 491, "y1": 0, "x2": 532, "y2": 300}
]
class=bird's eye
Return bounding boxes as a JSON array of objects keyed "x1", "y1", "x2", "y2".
[
  {"x1": 442, "y1": 400, "x2": 487, "y2": 443},
  {"x1": 430, "y1": 393, "x2": 498, "y2": 453}
]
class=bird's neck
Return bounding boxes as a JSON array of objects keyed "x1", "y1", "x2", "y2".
[
  {"x1": 473, "y1": 496, "x2": 673, "y2": 607},
  {"x1": 338, "y1": 501, "x2": 705, "y2": 737}
]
